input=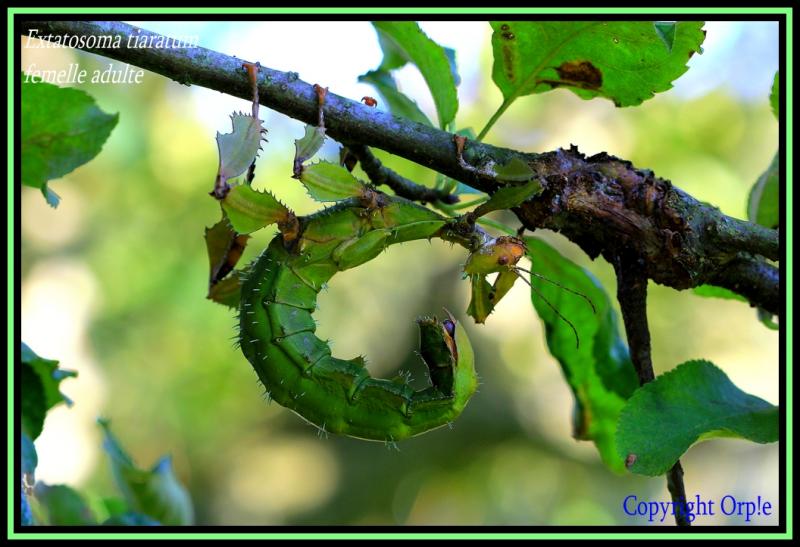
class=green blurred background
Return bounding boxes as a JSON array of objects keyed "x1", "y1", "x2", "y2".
[{"x1": 20, "y1": 21, "x2": 779, "y2": 525}]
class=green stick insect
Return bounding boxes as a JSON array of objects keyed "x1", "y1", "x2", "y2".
[
  {"x1": 208, "y1": 71, "x2": 591, "y2": 443},
  {"x1": 238, "y1": 197, "x2": 483, "y2": 442}
]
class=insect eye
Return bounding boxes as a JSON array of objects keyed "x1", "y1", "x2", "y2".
[{"x1": 443, "y1": 319, "x2": 456, "y2": 337}]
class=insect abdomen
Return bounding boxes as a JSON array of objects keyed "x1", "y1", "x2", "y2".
[{"x1": 238, "y1": 205, "x2": 478, "y2": 442}]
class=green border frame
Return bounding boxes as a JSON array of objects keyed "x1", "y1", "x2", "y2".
[{"x1": 7, "y1": 6, "x2": 792, "y2": 540}]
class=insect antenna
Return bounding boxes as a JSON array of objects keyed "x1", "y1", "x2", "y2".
[
  {"x1": 513, "y1": 265, "x2": 596, "y2": 314},
  {"x1": 511, "y1": 269, "x2": 582, "y2": 349}
]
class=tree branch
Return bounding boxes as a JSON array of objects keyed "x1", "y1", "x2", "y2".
[
  {"x1": 709, "y1": 256, "x2": 779, "y2": 314},
  {"x1": 345, "y1": 144, "x2": 458, "y2": 204},
  {"x1": 614, "y1": 253, "x2": 690, "y2": 527},
  {"x1": 18, "y1": 20, "x2": 780, "y2": 313}
]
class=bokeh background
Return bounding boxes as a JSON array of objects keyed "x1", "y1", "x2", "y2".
[{"x1": 20, "y1": 20, "x2": 780, "y2": 525}]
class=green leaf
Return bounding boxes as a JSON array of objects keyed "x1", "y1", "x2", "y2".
[
  {"x1": 358, "y1": 70, "x2": 433, "y2": 126},
  {"x1": 444, "y1": 47, "x2": 461, "y2": 87},
  {"x1": 770, "y1": 71, "x2": 779, "y2": 119},
  {"x1": 475, "y1": 217, "x2": 518, "y2": 236},
  {"x1": 103, "y1": 512, "x2": 162, "y2": 526},
  {"x1": 616, "y1": 360, "x2": 778, "y2": 476},
  {"x1": 208, "y1": 271, "x2": 243, "y2": 309},
  {"x1": 525, "y1": 238, "x2": 639, "y2": 472},
  {"x1": 22, "y1": 433, "x2": 38, "y2": 481},
  {"x1": 42, "y1": 186, "x2": 61, "y2": 208},
  {"x1": 21, "y1": 433, "x2": 37, "y2": 525},
  {"x1": 490, "y1": 21, "x2": 705, "y2": 109},
  {"x1": 473, "y1": 179, "x2": 542, "y2": 219},
  {"x1": 21, "y1": 343, "x2": 77, "y2": 440},
  {"x1": 692, "y1": 284, "x2": 747, "y2": 303},
  {"x1": 653, "y1": 21, "x2": 677, "y2": 51},
  {"x1": 205, "y1": 217, "x2": 249, "y2": 285},
  {"x1": 222, "y1": 184, "x2": 291, "y2": 234},
  {"x1": 98, "y1": 418, "x2": 195, "y2": 525},
  {"x1": 372, "y1": 22, "x2": 459, "y2": 128},
  {"x1": 33, "y1": 483, "x2": 96, "y2": 525},
  {"x1": 298, "y1": 161, "x2": 365, "y2": 202},
  {"x1": 216, "y1": 113, "x2": 264, "y2": 181},
  {"x1": 21, "y1": 76, "x2": 118, "y2": 207},
  {"x1": 454, "y1": 182, "x2": 485, "y2": 196},
  {"x1": 293, "y1": 124, "x2": 327, "y2": 169},
  {"x1": 456, "y1": 127, "x2": 476, "y2": 140},
  {"x1": 377, "y1": 30, "x2": 407, "y2": 71},
  {"x1": 466, "y1": 270, "x2": 518, "y2": 324},
  {"x1": 21, "y1": 487, "x2": 35, "y2": 526},
  {"x1": 492, "y1": 156, "x2": 535, "y2": 183},
  {"x1": 466, "y1": 274, "x2": 493, "y2": 324},
  {"x1": 693, "y1": 279, "x2": 777, "y2": 337},
  {"x1": 757, "y1": 308, "x2": 779, "y2": 331},
  {"x1": 100, "y1": 496, "x2": 129, "y2": 519},
  {"x1": 747, "y1": 153, "x2": 779, "y2": 229}
]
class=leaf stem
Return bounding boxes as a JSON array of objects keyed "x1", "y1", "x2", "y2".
[{"x1": 476, "y1": 98, "x2": 512, "y2": 142}]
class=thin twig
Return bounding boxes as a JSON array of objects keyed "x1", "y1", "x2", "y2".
[
  {"x1": 346, "y1": 144, "x2": 458, "y2": 204},
  {"x1": 614, "y1": 252, "x2": 690, "y2": 527}
]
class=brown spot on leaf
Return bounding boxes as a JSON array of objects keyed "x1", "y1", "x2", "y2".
[
  {"x1": 500, "y1": 24, "x2": 510, "y2": 31},
  {"x1": 625, "y1": 454, "x2": 637, "y2": 468},
  {"x1": 210, "y1": 232, "x2": 250, "y2": 285},
  {"x1": 502, "y1": 45, "x2": 515, "y2": 82},
  {"x1": 501, "y1": 31, "x2": 515, "y2": 40},
  {"x1": 555, "y1": 61, "x2": 602, "y2": 90}
]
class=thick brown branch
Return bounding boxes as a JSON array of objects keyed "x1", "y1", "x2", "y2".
[
  {"x1": 709, "y1": 256, "x2": 780, "y2": 314},
  {"x1": 514, "y1": 149, "x2": 780, "y2": 315},
  {"x1": 18, "y1": 20, "x2": 780, "y2": 313}
]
